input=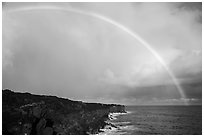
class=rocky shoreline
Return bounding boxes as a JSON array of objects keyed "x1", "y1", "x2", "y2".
[{"x1": 2, "y1": 89, "x2": 126, "y2": 135}]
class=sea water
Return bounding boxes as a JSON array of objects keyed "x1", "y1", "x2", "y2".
[{"x1": 100, "y1": 106, "x2": 202, "y2": 135}]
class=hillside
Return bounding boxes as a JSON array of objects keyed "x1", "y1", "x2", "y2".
[{"x1": 2, "y1": 89, "x2": 126, "y2": 135}]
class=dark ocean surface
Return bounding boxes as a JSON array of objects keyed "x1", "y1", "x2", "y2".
[{"x1": 100, "y1": 106, "x2": 202, "y2": 135}]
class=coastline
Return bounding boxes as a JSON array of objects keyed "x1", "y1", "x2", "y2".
[
  {"x1": 2, "y1": 89, "x2": 127, "y2": 135},
  {"x1": 97, "y1": 111, "x2": 131, "y2": 135}
]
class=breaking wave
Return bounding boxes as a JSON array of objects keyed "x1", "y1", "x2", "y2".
[{"x1": 98, "y1": 111, "x2": 136, "y2": 135}]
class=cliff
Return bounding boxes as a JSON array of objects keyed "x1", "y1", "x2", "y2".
[{"x1": 2, "y1": 89, "x2": 126, "y2": 135}]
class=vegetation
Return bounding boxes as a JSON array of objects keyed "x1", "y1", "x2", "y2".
[{"x1": 2, "y1": 89, "x2": 126, "y2": 135}]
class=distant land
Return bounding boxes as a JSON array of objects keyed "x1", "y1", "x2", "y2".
[{"x1": 2, "y1": 89, "x2": 126, "y2": 135}]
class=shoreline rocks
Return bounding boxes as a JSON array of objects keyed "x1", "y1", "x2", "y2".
[{"x1": 2, "y1": 89, "x2": 126, "y2": 135}]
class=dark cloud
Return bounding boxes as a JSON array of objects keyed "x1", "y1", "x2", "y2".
[{"x1": 178, "y1": 2, "x2": 202, "y2": 11}]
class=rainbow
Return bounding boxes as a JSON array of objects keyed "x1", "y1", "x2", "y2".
[{"x1": 4, "y1": 5, "x2": 188, "y2": 105}]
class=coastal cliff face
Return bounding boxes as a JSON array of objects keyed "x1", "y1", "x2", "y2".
[
  {"x1": 2, "y1": 89, "x2": 126, "y2": 135},
  {"x1": 109, "y1": 105, "x2": 126, "y2": 113}
]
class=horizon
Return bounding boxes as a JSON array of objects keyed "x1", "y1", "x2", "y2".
[{"x1": 3, "y1": 88, "x2": 202, "y2": 107}]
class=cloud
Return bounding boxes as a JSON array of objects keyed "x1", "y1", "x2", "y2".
[
  {"x1": 170, "y1": 50, "x2": 202, "y2": 84},
  {"x1": 2, "y1": 2, "x2": 201, "y2": 105}
]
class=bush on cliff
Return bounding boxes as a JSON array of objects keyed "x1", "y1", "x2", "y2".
[{"x1": 2, "y1": 89, "x2": 126, "y2": 135}]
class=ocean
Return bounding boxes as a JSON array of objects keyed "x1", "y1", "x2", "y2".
[{"x1": 99, "y1": 106, "x2": 202, "y2": 135}]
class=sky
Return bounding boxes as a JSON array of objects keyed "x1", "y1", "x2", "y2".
[{"x1": 2, "y1": 2, "x2": 202, "y2": 105}]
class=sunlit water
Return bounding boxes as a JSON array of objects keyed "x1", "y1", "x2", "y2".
[{"x1": 100, "y1": 106, "x2": 202, "y2": 135}]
